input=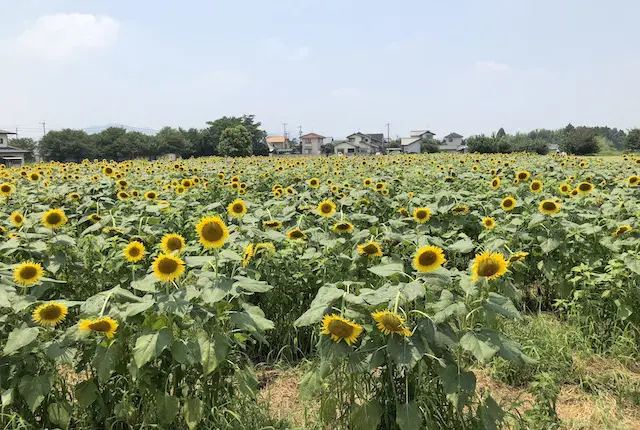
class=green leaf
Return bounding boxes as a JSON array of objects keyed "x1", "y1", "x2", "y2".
[
  {"x1": 219, "y1": 249, "x2": 243, "y2": 262},
  {"x1": 527, "y1": 213, "x2": 546, "y2": 228},
  {"x1": 294, "y1": 286, "x2": 345, "y2": 327},
  {"x1": 387, "y1": 335, "x2": 423, "y2": 369},
  {"x1": 396, "y1": 401, "x2": 422, "y2": 430},
  {"x1": 233, "y1": 276, "x2": 273, "y2": 293},
  {"x1": 45, "y1": 342, "x2": 76, "y2": 365},
  {"x1": 539, "y1": 237, "x2": 561, "y2": 253},
  {"x1": 459, "y1": 331, "x2": 499, "y2": 364},
  {"x1": 1, "y1": 388, "x2": 13, "y2": 407},
  {"x1": 133, "y1": 328, "x2": 172, "y2": 368},
  {"x1": 351, "y1": 399, "x2": 382, "y2": 430},
  {"x1": 399, "y1": 282, "x2": 425, "y2": 302},
  {"x1": 18, "y1": 374, "x2": 51, "y2": 412},
  {"x1": 183, "y1": 397, "x2": 203, "y2": 430},
  {"x1": 48, "y1": 402, "x2": 71, "y2": 430},
  {"x1": 156, "y1": 393, "x2": 180, "y2": 424},
  {"x1": 236, "y1": 368, "x2": 259, "y2": 397},
  {"x1": 131, "y1": 274, "x2": 157, "y2": 292},
  {"x1": 482, "y1": 293, "x2": 520, "y2": 319},
  {"x1": 171, "y1": 340, "x2": 199, "y2": 366},
  {"x1": 368, "y1": 263, "x2": 405, "y2": 277},
  {"x1": 448, "y1": 237, "x2": 475, "y2": 254},
  {"x1": 3, "y1": 326, "x2": 39, "y2": 355},
  {"x1": 185, "y1": 256, "x2": 216, "y2": 267},
  {"x1": 93, "y1": 343, "x2": 122, "y2": 383},
  {"x1": 431, "y1": 290, "x2": 467, "y2": 324},
  {"x1": 197, "y1": 332, "x2": 230, "y2": 375},
  {"x1": 201, "y1": 277, "x2": 235, "y2": 304},
  {"x1": 74, "y1": 380, "x2": 99, "y2": 408}
]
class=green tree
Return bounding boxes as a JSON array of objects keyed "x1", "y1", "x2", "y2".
[
  {"x1": 40, "y1": 129, "x2": 94, "y2": 162},
  {"x1": 322, "y1": 142, "x2": 335, "y2": 155},
  {"x1": 91, "y1": 127, "x2": 127, "y2": 160},
  {"x1": 466, "y1": 135, "x2": 498, "y2": 153},
  {"x1": 218, "y1": 125, "x2": 252, "y2": 157},
  {"x1": 202, "y1": 115, "x2": 266, "y2": 156},
  {"x1": 387, "y1": 139, "x2": 401, "y2": 148},
  {"x1": 625, "y1": 128, "x2": 640, "y2": 151},
  {"x1": 496, "y1": 127, "x2": 506, "y2": 139},
  {"x1": 114, "y1": 131, "x2": 154, "y2": 159},
  {"x1": 561, "y1": 126, "x2": 599, "y2": 155},
  {"x1": 8, "y1": 137, "x2": 37, "y2": 162},
  {"x1": 155, "y1": 127, "x2": 190, "y2": 156},
  {"x1": 420, "y1": 137, "x2": 440, "y2": 153}
]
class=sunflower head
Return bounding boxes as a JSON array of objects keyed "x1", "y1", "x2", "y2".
[
  {"x1": 14, "y1": 261, "x2": 44, "y2": 286},
  {"x1": 357, "y1": 241, "x2": 383, "y2": 257},
  {"x1": 627, "y1": 175, "x2": 639, "y2": 187},
  {"x1": 262, "y1": 220, "x2": 282, "y2": 230},
  {"x1": 79, "y1": 316, "x2": 119, "y2": 338},
  {"x1": 318, "y1": 200, "x2": 336, "y2": 217},
  {"x1": 501, "y1": 196, "x2": 516, "y2": 211},
  {"x1": 333, "y1": 222, "x2": 354, "y2": 234},
  {"x1": 559, "y1": 183, "x2": 571, "y2": 195},
  {"x1": 88, "y1": 213, "x2": 102, "y2": 223},
  {"x1": 451, "y1": 205, "x2": 469, "y2": 215},
  {"x1": 576, "y1": 182, "x2": 594, "y2": 194},
  {"x1": 123, "y1": 241, "x2": 146, "y2": 262},
  {"x1": 490, "y1": 177, "x2": 501, "y2": 190},
  {"x1": 10, "y1": 211, "x2": 24, "y2": 227},
  {"x1": 0, "y1": 182, "x2": 13, "y2": 196},
  {"x1": 516, "y1": 170, "x2": 531, "y2": 181},
  {"x1": 196, "y1": 216, "x2": 229, "y2": 248},
  {"x1": 144, "y1": 191, "x2": 158, "y2": 200},
  {"x1": 286, "y1": 228, "x2": 307, "y2": 240},
  {"x1": 33, "y1": 302, "x2": 68, "y2": 327},
  {"x1": 371, "y1": 310, "x2": 411, "y2": 336},
  {"x1": 161, "y1": 233, "x2": 185, "y2": 254},
  {"x1": 539, "y1": 200, "x2": 561, "y2": 215},
  {"x1": 413, "y1": 245, "x2": 446, "y2": 273},
  {"x1": 397, "y1": 207, "x2": 410, "y2": 217},
  {"x1": 152, "y1": 253, "x2": 185, "y2": 282},
  {"x1": 117, "y1": 191, "x2": 130, "y2": 200},
  {"x1": 242, "y1": 243, "x2": 254, "y2": 268},
  {"x1": 509, "y1": 251, "x2": 529, "y2": 262},
  {"x1": 483, "y1": 217, "x2": 496, "y2": 229},
  {"x1": 363, "y1": 178, "x2": 373, "y2": 187},
  {"x1": 471, "y1": 250, "x2": 509, "y2": 282},
  {"x1": 320, "y1": 314, "x2": 363, "y2": 346},
  {"x1": 612, "y1": 225, "x2": 632, "y2": 237},
  {"x1": 307, "y1": 178, "x2": 320, "y2": 188},
  {"x1": 413, "y1": 207, "x2": 431, "y2": 223},
  {"x1": 227, "y1": 199, "x2": 247, "y2": 218},
  {"x1": 42, "y1": 209, "x2": 67, "y2": 229},
  {"x1": 529, "y1": 180, "x2": 543, "y2": 192}
]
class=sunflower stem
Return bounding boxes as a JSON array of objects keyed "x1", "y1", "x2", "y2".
[
  {"x1": 393, "y1": 291, "x2": 400, "y2": 314},
  {"x1": 99, "y1": 291, "x2": 113, "y2": 317}
]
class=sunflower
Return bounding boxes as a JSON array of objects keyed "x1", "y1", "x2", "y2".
[
  {"x1": 88, "y1": 213, "x2": 102, "y2": 223},
  {"x1": 501, "y1": 196, "x2": 516, "y2": 211},
  {"x1": 0, "y1": 182, "x2": 13, "y2": 197},
  {"x1": 27, "y1": 171, "x2": 40, "y2": 182},
  {"x1": 490, "y1": 177, "x2": 501, "y2": 190},
  {"x1": 333, "y1": 222, "x2": 354, "y2": 234},
  {"x1": 612, "y1": 225, "x2": 632, "y2": 237},
  {"x1": 0, "y1": 226, "x2": 5, "y2": 235},
  {"x1": 363, "y1": 178, "x2": 373, "y2": 187},
  {"x1": 539, "y1": 200, "x2": 561, "y2": 215},
  {"x1": 286, "y1": 228, "x2": 307, "y2": 240},
  {"x1": 79, "y1": 316, "x2": 119, "y2": 339},
  {"x1": 68, "y1": 192, "x2": 81, "y2": 200},
  {"x1": 529, "y1": 180, "x2": 543, "y2": 193},
  {"x1": 123, "y1": 241, "x2": 145, "y2": 262},
  {"x1": 576, "y1": 182, "x2": 594, "y2": 194},
  {"x1": 10, "y1": 211, "x2": 24, "y2": 227},
  {"x1": 413, "y1": 245, "x2": 446, "y2": 272},
  {"x1": 397, "y1": 207, "x2": 409, "y2": 217},
  {"x1": 181, "y1": 179, "x2": 192, "y2": 188},
  {"x1": 316, "y1": 200, "x2": 337, "y2": 217},
  {"x1": 627, "y1": 175, "x2": 639, "y2": 187},
  {"x1": 483, "y1": 217, "x2": 496, "y2": 229},
  {"x1": 117, "y1": 191, "x2": 130, "y2": 200},
  {"x1": 307, "y1": 177, "x2": 319, "y2": 188},
  {"x1": 357, "y1": 241, "x2": 383, "y2": 257},
  {"x1": 515, "y1": 170, "x2": 531, "y2": 181},
  {"x1": 32, "y1": 302, "x2": 68, "y2": 327},
  {"x1": 196, "y1": 216, "x2": 229, "y2": 248},
  {"x1": 42, "y1": 209, "x2": 67, "y2": 229},
  {"x1": 559, "y1": 183, "x2": 572, "y2": 195},
  {"x1": 371, "y1": 310, "x2": 411, "y2": 336},
  {"x1": 255, "y1": 242, "x2": 276, "y2": 256},
  {"x1": 242, "y1": 243, "x2": 254, "y2": 268},
  {"x1": 451, "y1": 205, "x2": 469, "y2": 214},
  {"x1": 152, "y1": 253, "x2": 185, "y2": 282},
  {"x1": 471, "y1": 250, "x2": 509, "y2": 282},
  {"x1": 161, "y1": 233, "x2": 185, "y2": 254},
  {"x1": 144, "y1": 191, "x2": 158, "y2": 201},
  {"x1": 413, "y1": 207, "x2": 431, "y2": 223},
  {"x1": 103, "y1": 166, "x2": 115, "y2": 176},
  {"x1": 263, "y1": 220, "x2": 282, "y2": 230},
  {"x1": 175, "y1": 186, "x2": 186, "y2": 194},
  {"x1": 509, "y1": 251, "x2": 529, "y2": 262},
  {"x1": 227, "y1": 199, "x2": 247, "y2": 218},
  {"x1": 320, "y1": 314, "x2": 363, "y2": 346},
  {"x1": 13, "y1": 261, "x2": 44, "y2": 286}
]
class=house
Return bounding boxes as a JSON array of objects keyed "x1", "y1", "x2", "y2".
[
  {"x1": 334, "y1": 132, "x2": 383, "y2": 155},
  {"x1": 265, "y1": 136, "x2": 290, "y2": 153},
  {"x1": 400, "y1": 130, "x2": 436, "y2": 154},
  {"x1": 300, "y1": 133, "x2": 325, "y2": 155},
  {"x1": 0, "y1": 130, "x2": 28, "y2": 166},
  {"x1": 442, "y1": 132, "x2": 465, "y2": 152}
]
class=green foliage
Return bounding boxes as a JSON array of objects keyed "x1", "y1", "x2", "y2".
[
  {"x1": 39, "y1": 129, "x2": 94, "y2": 162},
  {"x1": 218, "y1": 125, "x2": 253, "y2": 157},
  {"x1": 7, "y1": 138, "x2": 37, "y2": 162},
  {"x1": 421, "y1": 137, "x2": 440, "y2": 153},
  {"x1": 625, "y1": 128, "x2": 640, "y2": 151},
  {"x1": 561, "y1": 126, "x2": 599, "y2": 154}
]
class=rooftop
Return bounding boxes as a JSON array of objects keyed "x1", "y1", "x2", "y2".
[
  {"x1": 300, "y1": 133, "x2": 325, "y2": 139},
  {"x1": 444, "y1": 132, "x2": 463, "y2": 139},
  {"x1": 266, "y1": 136, "x2": 287, "y2": 144},
  {"x1": 0, "y1": 129, "x2": 17, "y2": 135}
]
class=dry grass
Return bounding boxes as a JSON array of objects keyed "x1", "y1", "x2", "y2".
[{"x1": 258, "y1": 368, "x2": 317, "y2": 428}]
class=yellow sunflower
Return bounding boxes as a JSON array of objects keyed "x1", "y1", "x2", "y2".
[
  {"x1": 286, "y1": 228, "x2": 307, "y2": 240},
  {"x1": 262, "y1": 220, "x2": 282, "y2": 230},
  {"x1": 576, "y1": 182, "x2": 594, "y2": 194},
  {"x1": 196, "y1": 216, "x2": 229, "y2": 248},
  {"x1": 333, "y1": 222, "x2": 354, "y2": 234},
  {"x1": 612, "y1": 225, "x2": 632, "y2": 237},
  {"x1": 117, "y1": 191, "x2": 130, "y2": 200},
  {"x1": 451, "y1": 205, "x2": 469, "y2": 215},
  {"x1": 161, "y1": 233, "x2": 185, "y2": 254},
  {"x1": 357, "y1": 241, "x2": 383, "y2": 257},
  {"x1": 509, "y1": 251, "x2": 529, "y2": 262},
  {"x1": 152, "y1": 253, "x2": 185, "y2": 282},
  {"x1": 123, "y1": 241, "x2": 145, "y2": 262},
  {"x1": 144, "y1": 191, "x2": 158, "y2": 200},
  {"x1": 363, "y1": 178, "x2": 373, "y2": 187},
  {"x1": 397, "y1": 207, "x2": 410, "y2": 217},
  {"x1": 515, "y1": 170, "x2": 531, "y2": 181},
  {"x1": 627, "y1": 175, "x2": 639, "y2": 187},
  {"x1": 320, "y1": 314, "x2": 363, "y2": 346},
  {"x1": 490, "y1": 177, "x2": 501, "y2": 190},
  {"x1": 501, "y1": 196, "x2": 516, "y2": 211},
  {"x1": 539, "y1": 200, "x2": 561, "y2": 215},
  {"x1": 41, "y1": 208, "x2": 67, "y2": 229},
  {"x1": 0, "y1": 182, "x2": 13, "y2": 197},
  {"x1": 88, "y1": 213, "x2": 102, "y2": 223},
  {"x1": 371, "y1": 310, "x2": 411, "y2": 336},
  {"x1": 558, "y1": 183, "x2": 572, "y2": 195},
  {"x1": 529, "y1": 180, "x2": 543, "y2": 193},
  {"x1": 413, "y1": 245, "x2": 446, "y2": 272},
  {"x1": 227, "y1": 199, "x2": 247, "y2": 218},
  {"x1": 32, "y1": 302, "x2": 68, "y2": 327},
  {"x1": 413, "y1": 207, "x2": 431, "y2": 223},
  {"x1": 10, "y1": 211, "x2": 24, "y2": 227},
  {"x1": 318, "y1": 200, "x2": 336, "y2": 217},
  {"x1": 14, "y1": 261, "x2": 44, "y2": 286},
  {"x1": 242, "y1": 243, "x2": 254, "y2": 268},
  {"x1": 308, "y1": 178, "x2": 320, "y2": 188},
  {"x1": 68, "y1": 192, "x2": 81, "y2": 200},
  {"x1": 255, "y1": 242, "x2": 276, "y2": 256},
  {"x1": 471, "y1": 250, "x2": 509, "y2": 282},
  {"x1": 79, "y1": 316, "x2": 119, "y2": 338},
  {"x1": 482, "y1": 217, "x2": 496, "y2": 229}
]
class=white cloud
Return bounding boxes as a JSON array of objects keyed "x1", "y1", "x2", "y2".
[
  {"x1": 16, "y1": 13, "x2": 120, "y2": 60},
  {"x1": 475, "y1": 61, "x2": 512, "y2": 73}
]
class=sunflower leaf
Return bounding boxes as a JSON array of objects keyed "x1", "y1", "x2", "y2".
[
  {"x1": 3, "y1": 325, "x2": 39, "y2": 355},
  {"x1": 183, "y1": 397, "x2": 203, "y2": 430},
  {"x1": 133, "y1": 328, "x2": 172, "y2": 368},
  {"x1": 368, "y1": 263, "x2": 405, "y2": 277},
  {"x1": 459, "y1": 331, "x2": 500, "y2": 364},
  {"x1": 396, "y1": 401, "x2": 422, "y2": 430}
]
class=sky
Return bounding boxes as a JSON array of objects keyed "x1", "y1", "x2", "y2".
[{"x1": 1, "y1": 0, "x2": 640, "y2": 140}]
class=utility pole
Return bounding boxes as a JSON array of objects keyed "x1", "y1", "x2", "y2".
[
  {"x1": 15, "y1": 127, "x2": 18, "y2": 138},
  {"x1": 40, "y1": 121, "x2": 46, "y2": 137},
  {"x1": 282, "y1": 122, "x2": 287, "y2": 139},
  {"x1": 385, "y1": 123, "x2": 390, "y2": 147}
]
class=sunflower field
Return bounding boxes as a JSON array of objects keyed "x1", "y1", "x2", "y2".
[{"x1": 0, "y1": 153, "x2": 639, "y2": 429}]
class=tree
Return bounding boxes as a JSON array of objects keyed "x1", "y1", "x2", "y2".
[
  {"x1": 561, "y1": 126, "x2": 599, "y2": 155},
  {"x1": 466, "y1": 135, "x2": 498, "y2": 153},
  {"x1": 202, "y1": 115, "x2": 267, "y2": 156},
  {"x1": 387, "y1": 139, "x2": 401, "y2": 148},
  {"x1": 218, "y1": 125, "x2": 252, "y2": 157},
  {"x1": 625, "y1": 129, "x2": 640, "y2": 151},
  {"x1": 155, "y1": 127, "x2": 190, "y2": 156},
  {"x1": 40, "y1": 129, "x2": 94, "y2": 162},
  {"x1": 91, "y1": 127, "x2": 127, "y2": 160},
  {"x1": 253, "y1": 138, "x2": 269, "y2": 156},
  {"x1": 420, "y1": 137, "x2": 440, "y2": 153},
  {"x1": 496, "y1": 127, "x2": 506, "y2": 139},
  {"x1": 322, "y1": 142, "x2": 335, "y2": 155},
  {"x1": 8, "y1": 138, "x2": 37, "y2": 162},
  {"x1": 114, "y1": 132, "x2": 154, "y2": 159}
]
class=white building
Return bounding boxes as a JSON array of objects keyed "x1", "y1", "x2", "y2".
[
  {"x1": 334, "y1": 132, "x2": 383, "y2": 155},
  {"x1": 442, "y1": 132, "x2": 465, "y2": 152},
  {"x1": 0, "y1": 130, "x2": 28, "y2": 166},
  {"x1": 400, "y1": 130, "x2": 435, "y2": 154},
  {"x1": 300, "y1": 133, "x2": 325, "y2": 155}
]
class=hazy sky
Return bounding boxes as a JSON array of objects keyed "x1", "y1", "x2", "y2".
[{"x1": 2, "y1": 0, "x2": 639, "y2": 140}]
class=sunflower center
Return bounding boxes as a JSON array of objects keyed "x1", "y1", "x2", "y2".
[
  {"x1": 148, "y1": 193, "x2": 156, "y2": 198},
  {"x1": 39, "y1": 305, "x2": 63, "y2": 320},
  {"x1": 418, "y1": 251, "x2": 437, "y2": 267},
  {"x1": 630, "y1": 177, "x2": 638, "y2": 184},
  {"x1": 128, "y1": 247, "x2": 141, "y2": 257},
  {"x1": 337, "y1": 223, "x2": 350, "y2": 230},
  {"x1": 618, "y1": 227, "x2": 629, "y2": 234},
  {"x1": 328, "y1": 319, "x2": 354, "y2": 339},
  {"x1": 380, "y1": 314, "x2": 403, "y2": 331},
  {"x1": 19, "y1": 266, "x2": 38, "y2": 280},
  {"x1": 503, "y1": 199, "x2": 514, "y2": 208},
  {"x1": 31, "y1": 174, "x2": 38, "y2": 180},
  {"x1": 233, "y1": 204, "x2": 244, "y2": 213},
  {"x1": 579, "y1": 183, "x2": 592, "y2": 191},
  {"x1": 363, "y1": 244, "x2": 379, "y2": 254},
  {"x1": 542, "y1": 201, "x2": 557, "y2": 211},
  {"x1": 518, "y1": 173, "x2": 527, "y2": 180},
  {"x1": 416, "y1": 210, "x2": 427, "y2": 219},
  {"x1": 167, "y1": 238, "x2": 182, "y2": 251},
  {"x1": 492, "y1": 180, "x2": 498, "y2": 187},
  {"x1": 14, "y1": 215, "x2": 22, "y2": 223},
  {"x1": 320, "y1": 204, "x2": 332, "y2": 214},
  {"x1": 290, "y1": 230, "x2": 304, "y2": 238},
  {"x1": 157, "y1": 257, "x2": 179, "y2": 274},
  {"x1": 532, "y1": 183, "x2": 541, "y2": 190},
  {"x1": 201, "y1": 222, "x2": 223, "y2": 242},
  {"x1": 477, "y1": 259, "x2": 501, "y2": 278},
  {"x1": 1, "y1": 185, "x2": 10, "y2": 192},
  {"x1": 46, "y1": 213, "x2": 62, "y2": 225},
  {"x1": 88, "y1": 320, "x2": 112, "y2": 332}
]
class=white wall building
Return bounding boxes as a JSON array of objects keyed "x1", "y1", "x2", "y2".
[
  {"x1": 400, "y1": 130, "x2": 435, "y2": 153},
  {"x1": 334, "y1": 132, "x2": 383, "y2": 155},
  {"x1": 0, "y1": 130, "x2": 28, "y2": 166},
  {"x1": 442, "y1": 132, "x2": 465, "y2": 152},
  {"x1": 300, "y1": 133, "x2": 325, "y2": 155}
]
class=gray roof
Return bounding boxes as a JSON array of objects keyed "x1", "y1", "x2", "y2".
[
  {"x1": 0, "y1": 129, "x2": 17, "y2": 135},
  {"x1": 444, "y1": 132, "x2": 463, "y2": 139},
  {"x1": 366, "y1": 133, "x2": 384, "y2": 143},
  {"x1": 0, "y1": 146, "x2": 29, "y2": 153}
]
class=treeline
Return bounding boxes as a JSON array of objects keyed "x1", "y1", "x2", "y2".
[
  {"x1": 30, "y1": 115, "x2": 269, "y2": 162},
  {"x1": 466, "y1": 125, "x2": 633, "y2": 155}
]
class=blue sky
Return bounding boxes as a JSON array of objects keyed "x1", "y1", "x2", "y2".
[{"x1": 1, "y1": 0, "x2": 639, "y2": 140}]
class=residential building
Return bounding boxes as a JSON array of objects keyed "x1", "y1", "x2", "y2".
[
  {"x1": 334, "y1": 132, "x2": 383, "y2": 155},
  {"x1": 0, "y1": 129, "x2": 28, "y2": 166},
  {"x1": 442, "y1": 132, "x2": 465, "y2": 152},
  {"x1": 300, "y1": 133, "x2": 325, "y2": 155},
  {"x1": 400, "y1": 130, "x2": 436, "y2": 154},
  {"x1": 265, "y1": 136, "x2": 290, "y2": 153}
]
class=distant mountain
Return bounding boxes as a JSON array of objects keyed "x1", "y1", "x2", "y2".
[{"x1": 83, "y1": 124, "x2": 158, "y2": 136}]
